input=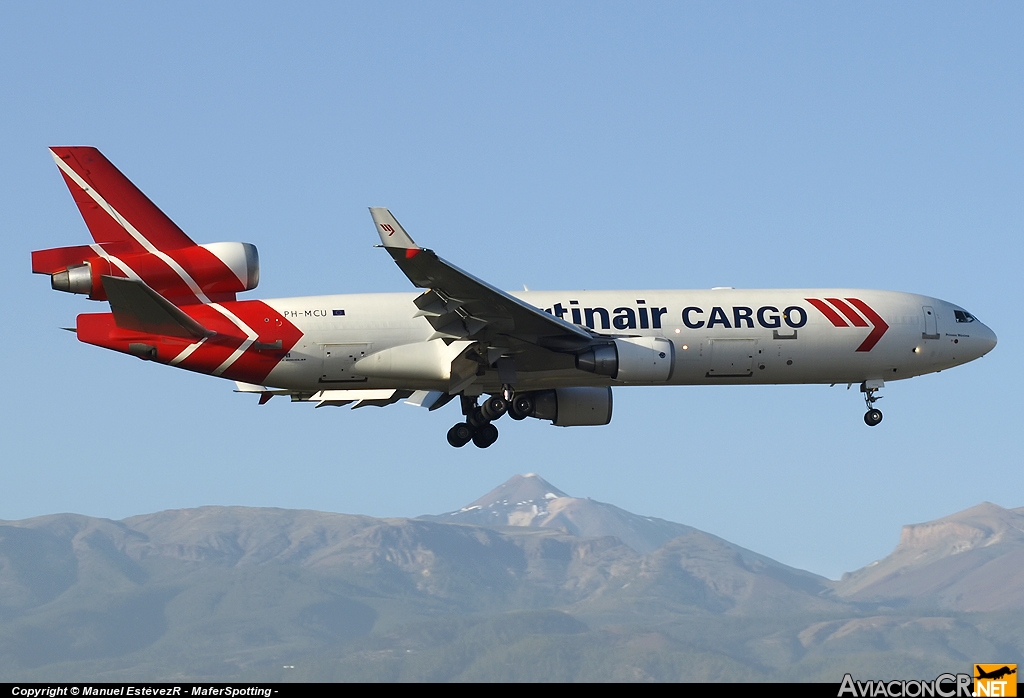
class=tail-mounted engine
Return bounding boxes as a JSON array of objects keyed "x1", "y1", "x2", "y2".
[
  {"x1": 33, "y1": 146, "x2": 261, "y2": 304},
  {"x1": 34, "y1": 241, "x2": 259, "y2": 304},
  {"x1": 576, "y1": 336, "x2": 674, "y2": 382}
]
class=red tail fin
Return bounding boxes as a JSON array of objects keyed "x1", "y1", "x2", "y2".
[
  {"x1": 49, "y1": 147, "x2": 196, "y2": 252},
  {"x1": 34, "y1": 147, "x2": 259, "y2": 305}
]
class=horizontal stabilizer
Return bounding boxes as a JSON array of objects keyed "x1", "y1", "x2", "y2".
[{"x1": 101, "y1": 275, "x2": 212, "y2": 339}]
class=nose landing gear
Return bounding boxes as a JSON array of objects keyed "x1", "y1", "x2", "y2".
[
  {"x1": 864, "y1": 408, "x2": 883, "y2": 426},
  {"x1": 861, "y1": 380, "x2": 884, "y2": 427}
]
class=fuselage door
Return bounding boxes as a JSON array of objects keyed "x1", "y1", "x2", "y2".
[
  {"x1": 707, "y1": 339, "x2": 756, "y2": 378},
  {"x1": 320, "y1": 343, "x2": 370, "y2": 383},
  {"x1": 922, "y1": 306, "x2": 939, "y2": 340}
]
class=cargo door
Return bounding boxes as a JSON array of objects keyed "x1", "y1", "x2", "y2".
[
  {"x1": 707, "y1": 339, "x2": 756, "y2": 377},
  {"x1": 320, "y1": 343, "x2": 369, "y2": 383}
]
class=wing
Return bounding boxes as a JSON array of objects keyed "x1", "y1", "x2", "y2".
[{"x1": 369, "y1": 208, "x2": 594, "y2": 352}]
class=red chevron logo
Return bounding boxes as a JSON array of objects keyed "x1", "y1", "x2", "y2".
[{"x1": 805, "y1": 297, "x2": 889, "y2": 352}]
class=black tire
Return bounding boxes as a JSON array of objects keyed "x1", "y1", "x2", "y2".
[
  {"x1": 480, "y1": 396, "x2": 509, "y2": 421},
  {"x1": 864, "y1": 409, "x2": 883, "y2": 427},
  {"x1": 472, "y1": 423, "x2": 499, "y2": 448},
  {"x1": 447, "y1": 422, "x2": 473, "y2": 447},
  {"x1": 510, "y1": 394, "x2": 534, "y2": 420},
  {"x1": 467, "y1": 407, "x2": 489, "y2": 429}
]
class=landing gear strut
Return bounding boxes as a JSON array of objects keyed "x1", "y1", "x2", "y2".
[
  {"x1": 444, "y1": 382, "x2": 540, "y2": 447},
  {"x1": 860, "y1": 380, "x2": 883, "y2": 427}
]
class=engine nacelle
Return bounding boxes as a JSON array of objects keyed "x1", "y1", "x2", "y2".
[
  {"x1": 51, "y1": 263, "x2": 94, "y2": 295},
  {"x1": 199, "y1": 242, "x2": 260, "y2": 292},
  {"x1": 36, "y1": 242, "x2": 259, "y2": 302},
  {"x1": 48, "y1": 257, "x2": 114, "y2": 299},
  {"x1": 575, "y1": 337, "x2": 674, "y2": 383},
  {"x1": 531, "y1": 387, "x2": 613, "y2": 426}
]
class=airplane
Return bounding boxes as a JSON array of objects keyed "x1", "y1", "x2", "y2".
[
  {"x1": 975, "y1": 666, "x2": 1016, "y2": 681},
  {"x1": 32, "y1": 147, "x2": 997, "y2": 448}
]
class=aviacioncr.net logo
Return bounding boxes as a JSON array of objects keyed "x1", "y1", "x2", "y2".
[
  {"x1": 838, "y1": 673, "x2": 973, "y2": 697},
  {"x1": 974, "y1": 665, "x2": 1017, "y2": 697}
]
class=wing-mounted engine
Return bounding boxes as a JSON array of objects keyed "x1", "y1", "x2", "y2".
[
  {"x1": 531, "y1": 387, "x2": 613, "y2": 426},
  {"x1": 34, "y1": 241, "x2": 260, "y2": 304},
  {"x1": 576, "y1": 336, "x2": 675, "y2": 383}
]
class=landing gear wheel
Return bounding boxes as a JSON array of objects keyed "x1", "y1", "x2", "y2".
[
  {"x1": 447, "y1": 422, "x2": 473, "y2": 447},
  {"x1": 509, "y1": 394, "x2": 534, "y2": 420},
  {"x1": 467, "y1": 407, "x2": 489, "y2": 429},
  {"x1": 480, "y1": 395, "x2": 509, "y2": 421},
  {"x1": 859, "y1": 381, "x2": 884, "y2": 427},
  {"x1": 472, "y1": 423, "x2": 499, "y2": 448}
]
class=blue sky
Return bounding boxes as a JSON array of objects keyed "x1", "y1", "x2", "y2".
[{"x1": 1, "y1": 2, "x2": 1020, "y2": 579}]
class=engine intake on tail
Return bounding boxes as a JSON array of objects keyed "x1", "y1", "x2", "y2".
[
  {"x1": 199, "y1": 242, "x2": 260, "y2": 292},
  {"x1": 38, "y1": 242, "x2": 260, "y2": 301}
]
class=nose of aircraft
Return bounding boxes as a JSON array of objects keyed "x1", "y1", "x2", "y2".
[{"x1": 977, "y1": 322, "x2": 998, "y2": 356}]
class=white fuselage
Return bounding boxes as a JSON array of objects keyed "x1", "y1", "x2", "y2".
[
  {"x1": 34, "y1": 150, "x2": 998, "y2": 445},
  {"x1": 258, "y1": 288, "x2": 996, "y2": 394}
]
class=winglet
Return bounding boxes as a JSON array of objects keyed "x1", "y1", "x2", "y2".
[{"x1": 369, "y1": 208, "x2": 419, "y2": 250}]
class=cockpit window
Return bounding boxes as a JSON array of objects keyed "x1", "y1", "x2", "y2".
[{"x1": 954, "y1": 310, "x2": 977, "y2": 323}]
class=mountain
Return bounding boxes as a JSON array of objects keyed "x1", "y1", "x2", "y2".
[
  {"x1": 420, "y1": 472, "x2": 698, "y2": 553},
  {"x1": 834, "y1": 502, "x2": 1024, "y2": 611},
  {"x1": 0, "y1": 475, "x2": 1021, "y2": 681},
  {"x1": 421, "y1": 473, "x2": 832, "y2": 609}
]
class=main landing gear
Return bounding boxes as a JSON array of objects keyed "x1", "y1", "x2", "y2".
[
  {"x1": 446, "y1": 388, "x2": 536, "y2": 448},
  {"x1": 861, "y1": 380, "x2": 883, "y2": 427}
]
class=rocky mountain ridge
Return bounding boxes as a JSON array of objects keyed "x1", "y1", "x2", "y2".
[
  {"x1": 0, "y1": 474, "x2": 1020, "y2": 681},
  {"x1": 833, "y1": 501, "x2": 1024, "y2": 611}
]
